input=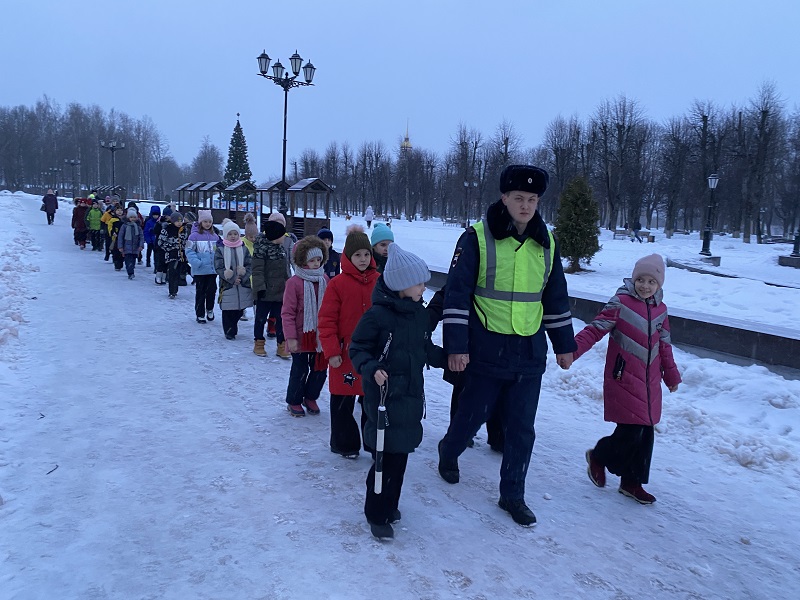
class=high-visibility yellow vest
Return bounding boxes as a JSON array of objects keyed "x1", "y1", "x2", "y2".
[{"x1": 473, "y1": 220, "x2": 554, "y2": 336}]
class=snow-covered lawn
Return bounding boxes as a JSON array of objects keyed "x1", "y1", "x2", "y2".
[{"x1": 1, "y1": 191, "x2": 798, "y2": 599}]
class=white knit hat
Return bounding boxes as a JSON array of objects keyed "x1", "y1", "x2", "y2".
[
  {"x1": 382, "y1": 243, "x2": 430, "y2": 291},
  {"x1": 222, "y1": 220, "x2": 240, "y2": 238},
  {"x1": 127, "y1": 207, "x2": 138, "y2": 219}
]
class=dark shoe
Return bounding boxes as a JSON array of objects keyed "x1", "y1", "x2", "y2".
[
  {"x1": 197, "y1": 317, "x2": 206, "y2": 324},
  {"x1": 586, "y1": 449, "x2": 606, "y2": 488},
  {"x1": 437, "y1": 439, "x2": 459, "y2": 484},
  {"x1": 498, "y1": 497, "x2": 537, "y2": 527},
  {"x1": 128, "y1": 274, "x2": 135, "y2": 280},
  {"x1": 331, "y1": 447, "x2": 359, "y2": 459},
  {"x1": 389, "y1": 509, "x2": 401, "y2": 524},
  {"x1": 489, "y1": 443, "x2": 504, "y2": 454},
  {"x1": 303, "y1": 398, "x2": 320, "y2": 415},
  {"x1": 137, "y1": 259, "x2": 143, "y2": 265},
  {"x1": 225, "y1": 333, "x2": 235, "y2": 340},
  {"x1": 287, "y1": 404, "x2": 305, "y2": 417},
  {"x1": 168, "y1": 294, "x2": 177, "y2": 299},
  {"x1": 619, "y1": 481, "x2": 656, "y2": 505},
  {"x1": 369, "y1": 521, "x2": 394, "y2": 539},
  {"x1": 146, "y1": 262, "x2": 151, "y2": 268}
]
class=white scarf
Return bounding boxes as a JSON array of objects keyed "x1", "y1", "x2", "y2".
[
  {"x1": 295, "y1": 265, "x2": 327, "y2": 351},
  {"x1": 223, "y1": 243, "x2": 244, "y2": 273}
]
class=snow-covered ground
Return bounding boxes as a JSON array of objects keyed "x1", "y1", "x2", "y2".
[{"x1": 1, "y1": 190, "x2": 799, "y2": 599}]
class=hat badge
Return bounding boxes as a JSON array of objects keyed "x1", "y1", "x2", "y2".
[{"x1": 528, "y1": 177, "x2": 533, "y2": 184}]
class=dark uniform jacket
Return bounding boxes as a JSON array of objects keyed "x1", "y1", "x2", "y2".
[
  {"x1": 443, "y1": 200, "x2": 576, "y2": 380},
  {"x1": 323, "y1": 247, "x2": 341, "y2": 279},
  {"x1": 350, "y1": 277, "x2": 446, "y2": 454}
]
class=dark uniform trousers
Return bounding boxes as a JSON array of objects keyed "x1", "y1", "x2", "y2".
[
  {"x1": 364, "y1": 452, "x2": 408, "y2": 526},
  {"x1": 440, "y1": 370, "x2": 541, "y2": 500}
]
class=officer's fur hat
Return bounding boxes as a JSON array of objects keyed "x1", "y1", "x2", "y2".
[{"x1": 499, "y1": 165, "x2": 549, "y2": 196}]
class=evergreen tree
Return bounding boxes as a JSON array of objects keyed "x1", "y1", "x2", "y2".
[
  {"x1": 223, "y1": 116, "x2": 253, "y2": 187},
  {"x1": 555, "y1": 176, "x2": 601, "y2": 272}
]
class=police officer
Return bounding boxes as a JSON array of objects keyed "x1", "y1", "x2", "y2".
[{"x1": 437, "y1": 164, "x2": 576, "y2": 527}]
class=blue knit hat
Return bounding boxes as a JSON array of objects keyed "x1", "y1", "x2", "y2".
[
  {"x1": 163, "y1": 205, "x2": 173, "y2": 217},
  {"x1": 317, "y1": 228, "x2": 334, "y2": 242},
  {"x1": 149, "y1": 205, "x2": 161, "y2": 216},
  {"x1": 371, "y1": 223, "x2": 394, "y2": 246},
  {"x1": 382, "y1": 243, "x2": 430, "y2": 292}
]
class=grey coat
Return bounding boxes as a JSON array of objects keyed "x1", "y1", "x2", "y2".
[{"x1": 214, "y1": 244, "x2": 253, "y2": 310}]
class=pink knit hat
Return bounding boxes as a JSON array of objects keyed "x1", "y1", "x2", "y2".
[
  {"x1": 198, "y1": 209, "x2": 212, "y2": 222},
  {"x1": 268, "y1": 212, "x2": 286, "y2": 226},
  {"x1": 632, "y1": 254, "x2": 665, "y2": 288}
]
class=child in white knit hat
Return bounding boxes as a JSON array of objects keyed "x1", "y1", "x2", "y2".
[
  {"x1": 573, "y1": 253, "x2": 681, "y2": 505},
  {"x1": 349, "y1": 243, "x2": 446, "y2": 539},
  {"x1": 213, "y1": 221, "x2": 252, "y2": 339}
]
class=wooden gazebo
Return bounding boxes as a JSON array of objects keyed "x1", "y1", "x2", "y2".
[
  {"x1": 286, "y1": 178, "x2": 333, "y2": 237},
  {"x1": 173, "y1": 181, "x2": 259, "y2": 227}
]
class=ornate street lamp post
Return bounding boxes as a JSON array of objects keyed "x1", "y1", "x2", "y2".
[
  {"x1": 256, "y1": 49, "x2": 316, "y2": 215},
  {"x1": 100, "y1": 141, "x2": 125, "y2": 196},
  {"x1": 64, "y1": 159, "x2": 81, "y2": 198},
  {"x1": 699, "y1": 173, "x2": 719, "y2": 256},
  {"x1": 791, "y1": 226, "x2": 800, "y2": 258}
]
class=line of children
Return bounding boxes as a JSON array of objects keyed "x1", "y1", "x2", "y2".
[
  {"x1": 185, "y1": 210, "x2": 222, "y2": 323},
  {"x1": 574, "y1": 254, "x2": 681, "y2": 505},
  {"x1": 117, "y1": 208, "x2": 144, "y2": 279},
  {"x1": 318, "y1": 225, "x2": 379, "y2": 458},
  {"x1": 349, "y1": 242, "x2": 446, "y2": 539},
  {"x1": 251, "y1": 220, "x2": 291, "y2": 358},
  {"x1": 214, "y1": 220, "x2": 253, "y2": 340},
  {"x1": 281, "y1": 236, "x2": 329, "y2": 417}
]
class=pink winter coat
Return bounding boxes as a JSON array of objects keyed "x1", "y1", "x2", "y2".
[
  {"x1": 281, "y1": 274, "x2": 329, "y2": 351},
  {"x1": 574, "y1": 280, "x2": 681, "y2": 426}
]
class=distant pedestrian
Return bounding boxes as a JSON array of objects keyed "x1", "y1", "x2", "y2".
[
  {"x1": 42, "y1": 189, "x2": 58, "y2": 225},
  {"x1": 575, "y1": 254, "x2": 681, "y2": 505},
  {"x1": 632, "y1": 221, "x2": 643, "y2": 243},
  {"x1": 364, "y1": 205, "x2": 374, "y2": 229},
  {"x1": 118, "y1": 208, "x2": 144, "y2": 279}
]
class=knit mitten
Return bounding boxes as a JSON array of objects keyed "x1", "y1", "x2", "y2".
[
  {"x1": 236, "y1": 266, "x2": 246, "y2": 276},
  {"x1": 224, "y1": 269, "x2": 233, "y2": 280}
]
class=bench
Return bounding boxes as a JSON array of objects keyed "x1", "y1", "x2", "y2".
[
  {"x1": 443, "y1": 218, "x2": 461, "y2": 226},
  {"x1": 613, "y1": 229, "x2": 630, "y2": 240},
  {"x1": 614, "y1": 229, "x2": 654, "y2": 242}
]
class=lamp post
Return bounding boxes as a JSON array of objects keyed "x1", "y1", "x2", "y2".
[
  {"x1": 791, "y1": 226, "x2": 800, "y2": 258},
  {"x1": 100, "y1": 140, "x2": 125, "y2": 196},
  {"x1": 256, "y1": 49, "x2": 316, "y2": 215},
  {"x1": 462, "y1": 180, "x2": 477, "y2": 228},
  {"x1": 48, "y1": 167, "x2": 62, "y2": 194},
  {"x1": 699, "y1": 173, "x2": 719, "y2": 256},
  {"x1": 64, "y1": 159, "x2": 80, "y2": 198}
]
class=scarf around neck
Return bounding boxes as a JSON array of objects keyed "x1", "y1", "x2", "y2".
[
  {"x1": 222, "y1": 238, "x2": 244, "y2": 272},
  {"x1": 123, "y1": 220, "x2": 141, "y2": 244},
  {"x1": 295, "y1": 265, "x2": 327, "y2": 351}
]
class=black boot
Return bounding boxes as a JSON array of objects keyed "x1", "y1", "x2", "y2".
[
  {"x1": 369, "y1": 521, "x2": 394, "y2": 539},
  {"x1": 437, "y1": 439, "x2": 459, "y2": 484},
  {"x1": 498, "y1": 497, "x2": 537, "y2": 527}
]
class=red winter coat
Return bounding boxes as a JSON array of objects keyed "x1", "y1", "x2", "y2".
[
  {"x1": 574, "y1": 280, "x2": 681, "y2": 426},
  {"x1": 318, "y1": 253, "x2": 379, "y2": 395},
  {"x1": 72, "y1": 204, "x2": 89, "y2": 232},
  {"x1": 281, "y1": 273, "x2": 329, "y2": 352}
]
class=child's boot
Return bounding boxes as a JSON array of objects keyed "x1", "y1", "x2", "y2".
[
  {"x1": 287, "y1": 404, "x2": 305, "y2": 417},
  {"x1": 253, "y1": 339, "x2": 267, "y2": 357},
  {"x1": 303, "y1": 398, "x2": 320, "y2": 415},
  {"x1": 585, "y1": 449, "x2": 606, "y2": 487},
  {"x1": 276, "y1": 342, "x2": 291, "y2": 359},
  {"x1": 619, "y1": 479, "x2": 656, "y2": 504},
  {"x1": 267, "y1": 317, "x2": 277, "y2": 338}
]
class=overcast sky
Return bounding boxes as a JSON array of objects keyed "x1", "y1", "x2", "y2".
[{"x1": 3, "y1": 0, "x2": 799, "y2": 183}]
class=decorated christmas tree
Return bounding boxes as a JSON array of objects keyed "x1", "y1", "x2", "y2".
[
  {"x1": 223, "y1": 115, "x2": 253, "y2": 187},
  {"x1": 554, "y1": 176, "x2": 600, "y2": 273}
]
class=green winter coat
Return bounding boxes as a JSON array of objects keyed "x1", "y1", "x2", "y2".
[
  {"x1": 349, "y1": 277, "x2": 446, "y2": 454},
  {"x1": 85, "y1": 207, "x2": 103, "y2": 231}
]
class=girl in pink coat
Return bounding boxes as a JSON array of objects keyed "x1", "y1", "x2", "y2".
[{"x1": 573, "y1": 254, "x2": 681, "y2": 504}]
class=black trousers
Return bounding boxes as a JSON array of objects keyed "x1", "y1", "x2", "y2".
[
  {"x1": 193, "y1": 274, "x2": 217, "y2": 317},
  {"x1": 285, "y1": 352, "x2": 327, "y2": 405},
  {"x1": 222, "y1": 309, "x2": 243, "y2": 336},
  {"x1": 124, "y1": 254, "x2": 137, "y2": 276},
  {"x1": 450, "y1": 381, "x2": 505, "y2": 450},
  {"x1": 153, "y1": 248, "x2": 166, "y2": 273},
  {"x1": 91, "y1": 229, "x2": 104, "y2": 250},
  {"x1": 365, "y1": 452, "x2": 408, "y2": 525},
  {"x1": 104, "y1": 231, "x2": 113, "y2": 259},
  {"x1": 330, "y1": 394, "x2": 364, "y2": 454},
  {"x1": 166, "y1": 261, "x2": 182, "y2": 296},
  {"x1": 593, "y1": 424, "x2": 655, "y2": 485},
  {"x1": 112, "y1": 248, "x2": 124, "y2": 270},
  {"x1": 254, "y1": 300, "x2": 284, "y2": 342},
  {"x1": 145, "y1": 243, "x2": 155, "y2": 265},
  {"x1": 46, "y1": 211, "x2": 55, "y2": 225}
]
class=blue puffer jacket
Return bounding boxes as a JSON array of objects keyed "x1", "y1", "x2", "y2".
[
  {"x1": 185, "y1": 223, "x2": 221, "y2": 275},
  {"x1": 143, "y1": 216, "x2": 160, "y2": 245}
]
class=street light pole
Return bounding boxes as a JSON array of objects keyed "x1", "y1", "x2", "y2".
[
  {"x1": 256, "y1": 50, "x2": 316, "y2": 216},
  {"x1": 699, "y1": 173, "x2": 719, "y2": 256},
  {"x1": 791, "y1": 227, "x2": 800, "y2": 258},
  {"x1": 65, "y1": 159, "x2": 81, "y2": 199},
  {"x1": 100, "y1": 141, "x2": 125, "y2": 197}
]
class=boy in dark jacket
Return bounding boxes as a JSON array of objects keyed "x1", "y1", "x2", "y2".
[
  {"x1": 250, "y1": 220, "x2": 290, "y2": 357},
  {"x1": 158, "y1": 212, "x2": 188, "y2": 298},
  {"x1": 317, "y1": 228, "x2": 341, "y2": 279},
  {"x1": 349, "y1": 243, "x2": 446, "y2": 539},
  {"x1": 143, "y1": 205, "x2": 161, "y2": 268}
]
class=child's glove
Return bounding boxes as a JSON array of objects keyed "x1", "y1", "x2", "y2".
[
  {"x1": 236, "y1": 266, "x2": 246, "y2": 276},
  {"x1": 224, "y1": 269, "x2": 233, "y2": 280}
]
